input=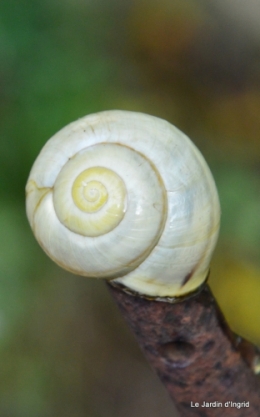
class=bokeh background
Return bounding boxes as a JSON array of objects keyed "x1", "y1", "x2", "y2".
[{"x1": 1, "y1": 0, "x2": 260, "y2": 416}]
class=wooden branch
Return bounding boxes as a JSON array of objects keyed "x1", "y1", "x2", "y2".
[{"x1": 107, "y1": 281, "x2": 260, "y2": 417}]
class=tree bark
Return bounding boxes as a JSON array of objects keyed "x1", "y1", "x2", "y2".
[{"x1": 107, "y1": 282, "x2": 260, "y2": 417}]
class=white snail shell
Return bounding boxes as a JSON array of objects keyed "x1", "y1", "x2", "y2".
[{"x1": 26, "y1": 110, "x2": 220, "y2": 297}]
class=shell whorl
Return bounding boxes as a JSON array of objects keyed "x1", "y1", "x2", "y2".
[{"x1": 26, "y1": 110, "x2": 220, "y2": 297}]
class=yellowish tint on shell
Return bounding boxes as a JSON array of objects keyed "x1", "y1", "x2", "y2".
[
  {"x1": 174, "y1": 271, "x2": 207, "y2": 296},
  {"x1": 54, "y1": 166, "x2": 127, "y2": 237},
  {"x1": 72, "y1": 169, "x2": 109, "y2": 213},
  {"x1": 118, "y1": 270, "x2": 207, "y2": 298}
]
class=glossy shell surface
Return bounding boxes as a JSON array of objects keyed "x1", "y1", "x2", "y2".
[{"x1": 26, "y1": 110, "x2": 220, "y2": 297}]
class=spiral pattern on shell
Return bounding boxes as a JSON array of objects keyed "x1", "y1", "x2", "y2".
[{"x1": 26, "y1": 110, "x2": 220, "y2": 297}]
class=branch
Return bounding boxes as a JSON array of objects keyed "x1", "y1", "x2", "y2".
[{"x1": 107, "y1": 282, "x2": 260, "y2": 417}]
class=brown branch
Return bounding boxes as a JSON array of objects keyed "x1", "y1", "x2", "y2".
[{"x1": 107, "y1": 282, "x2": 260, "y2": 417}]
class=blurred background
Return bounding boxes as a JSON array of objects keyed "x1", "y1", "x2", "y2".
[{"x1": 1, "y1": 0, "x2": 260, "y2": 416}]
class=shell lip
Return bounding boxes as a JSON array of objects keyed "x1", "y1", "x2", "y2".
[{"x1": 107, "y1": 271, "x2": 210, "y2": 304}]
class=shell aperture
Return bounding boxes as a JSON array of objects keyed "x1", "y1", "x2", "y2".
[{"x1": 26, "y1": 110, "x2": 220, "y2": 297}]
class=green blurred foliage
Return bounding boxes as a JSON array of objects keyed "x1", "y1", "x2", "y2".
[{"x1": 0, "y1": 0, "x2": 260, "y2": 415}]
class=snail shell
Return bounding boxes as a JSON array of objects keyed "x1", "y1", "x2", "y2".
[{"x1": 26, "y1": 110, "x2": 220, "y2": 297}]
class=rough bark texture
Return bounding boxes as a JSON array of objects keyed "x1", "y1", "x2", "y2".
[{"x1": 107, "y1": 282, "x2": 260, "y2": 417}]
